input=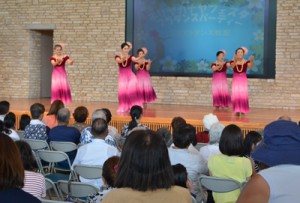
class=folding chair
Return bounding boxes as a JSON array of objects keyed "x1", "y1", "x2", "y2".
[
  {"x1": 73, "y1": 164, "x2": 103, "y2": 181},
  {"x1": 23, "y1": 138, "x2": 50, "y2": 151},
  {"x1": 195, "y1": 143, "x2": 208, "y2": 151},
  {"x1": 50, "y1": 141, "x2": 77, "y2": 152},
  {"x1": 36, "y1": 150, "x2": 75, "y2": 183},
  {"x1": 45, "y1": 178, "x2": 62, "y2": 200},
  {"x1": 57, "y1": 180, "x2": 100, "y2": 202},
  {"x1": 199, "y1": 175, "x2": 243, "y2": 193}
]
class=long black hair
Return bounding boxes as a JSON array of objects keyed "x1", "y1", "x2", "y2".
[{"x1": 128, "y1": 105, "x2": 143, "y2": 131}]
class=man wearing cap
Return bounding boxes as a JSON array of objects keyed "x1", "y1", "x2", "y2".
[{"x1": 237, "y1": 119, "x2": 300, "y2": 203}]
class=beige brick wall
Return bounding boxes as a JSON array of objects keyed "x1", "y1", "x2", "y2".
[{"x1": 0, "y1": 0, "x2": 299, "y2": 108}]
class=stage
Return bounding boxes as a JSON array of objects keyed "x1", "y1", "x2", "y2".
[{"x1": 3, "y1": 98, "x2": 300, "y2": 135}]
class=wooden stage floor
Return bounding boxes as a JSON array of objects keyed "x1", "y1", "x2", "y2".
[{"x1": 3, "y1": 98, "x2": 300, "y2": 129}]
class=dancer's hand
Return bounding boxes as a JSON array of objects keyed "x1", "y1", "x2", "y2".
[{"x1": 249, "y1": 55, "x2": 254, "y2": 62}]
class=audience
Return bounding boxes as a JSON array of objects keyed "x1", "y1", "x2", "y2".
[
  {"x1": 87, "y1": 156, "x2": 120, "y2": 203},
  {"x1": 168, "y1": 123, "x2": 208, "y2": 202},
  {"x1": 72, "y1": 118, "x2": 120, "y2": 188},
  {"x1": 43, "y1": 100, "x2": 64, "y2": 129},
  {"x1": 102, "y1": 130, "x2": 192, "y2": 203},
  {"x1": 71, "y1": 106, "x2": 89, "y2": 133},
  {"x1": 242, "y1": 131, "x2": 262, "y2": 172},
  {"x1": 15, "y1": 140, "x2": 46, "y2": 198},
  {"x1": 17, "y1": 114, "x2": 31, "y2": 139},
  {"x1": 101, "y1": 108, "x2": 121, "y2": 144},
  {"x1": 0, "y1": 133, "x2": 41, "y2": 203},
  {"x1": 172, "y1": 164, "x2": 193, "y2": 193},
  {"x1": 0, "y1": 100, "x2": 10, "y2": 121},
  {"x1": 208, "y1": 124, "x2": 255, "y2": 203},
  {"x1": 3, "y1": 112, "x2": 20, "y2": 140},
  {"x1": 121, "y1": 105, "x2": 148, "y2": 138},
  {"x1": 156, "y1": 127, "x2": 172, "y2": 147},
  {"x1": 199, "y1": 122, "x2": 224, "y2": 162},
  {"x1": 196, "y1": 113, "x2": 219, "y2": 143},
  {"x1": 24, "y1": 103, "x2": 49, "y2": 141},
  {"x1": 237, "y1": 119, "x2": 300, "y2": 203},
  {"x1": 48, "y1": 108, "x2": 81, "y2": 164}
]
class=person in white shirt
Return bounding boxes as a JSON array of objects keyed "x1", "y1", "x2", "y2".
[
  {"x1": 168, "y1": 123, "x2": 208, "y2": 202},
  {"x1": 3, "y1": 112, "x2": 20, "y2": 141},
  {"x1": 199, "y1": 122, "x2": 224, "y2": 162},
  {"x1": 72, "y1": 118, "x2": 120, "y2": 188}
]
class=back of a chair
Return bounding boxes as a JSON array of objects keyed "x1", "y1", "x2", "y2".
[
  {"x1": 195, "y1": 143, "x2": 208, "y2": 151},
  {"x1": 50, "y1": 141, "x2": 77, "y2": 152},
  {"x1": 199, "y1": 175, "x2": 242, "y2": 193},
  {"x1": 73, "y1": 164, "x2": 103, "y2": 179},
  {"x1": 24, "y1": 139, "x2": 50, "y2": 151},
  {"x1": 37, "y1": 150, "x2": 70, "y2": 163},
  {"x1": 57, "y1": 180, "x2": 99, "y2": 198}
]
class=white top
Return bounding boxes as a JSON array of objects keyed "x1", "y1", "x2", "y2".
[
  {"x1": 72, "y1": 139, "x2": 120, "y2": 188},
  {"x1": 188, "y1": 144, "x2": 199, "y2": 154},
  {"x1": 168, "y1": 146, "x2": 208, "y2": 196},
  {"x1": 259, "y1": 164, "x2": 300, "y2": 203},
  {"x1": 7, "y1": 129, "x2": 20, "y2": 141},
  {"x1": 22, "y1": 170, "x2": 46, "y2": 198},
  {"x1": 199, "y1": 144, "x2": 221, "y2": 162},
  {"x1": 0, "y1": 115, "x2": 4, "y2": 121}
]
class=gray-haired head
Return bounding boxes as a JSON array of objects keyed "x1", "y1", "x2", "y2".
[
  {"x1": 209, "y1": 122, "x2": 225, "y2": 144},
  {"x1": 57, "y1": 108, "x2": 71, "y2": 124},
  {"x1": 92, "y1": 109, "x2": 106, "y2": 122}
]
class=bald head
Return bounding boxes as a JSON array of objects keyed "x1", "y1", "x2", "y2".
[{"x1": 57, "y1": 108, "x2": 70, "y2": 125}]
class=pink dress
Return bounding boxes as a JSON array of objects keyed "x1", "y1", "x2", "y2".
[
  {"x1": 211, "y1": 62, "x2": 231, "y2": 107},
  {"x1": 230, "y1": 60, "x2": 250, "y2": 113},
  {"x1": 115, "y1": 55, "x2": 142, "y2": 112},
  {"x1": 50, "y1": 56, "x2": 72, "y2": 104},
  {"x1": 135, "y1": 62, "x2": 157, "y2": 104}
]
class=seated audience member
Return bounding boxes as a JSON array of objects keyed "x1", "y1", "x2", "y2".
[
  {"x1": 0, "y1": 133, "x2": 41, "y2": 203},
  {"x1": 0, "y1": 100, "x2": 10, "y2": 121},
  {"x1": 196, "y1": 113, "x2": 219, "y2": 143},
  {"x1": 186, "y1": 124, "x2": 199, "y2": 153},
  {"x1": 71, "y1": 106, "x2": 89, "y2": 133},
  {"x1": 102, "y1": 108, "x2": 120, "y2": 142},
  {"x1": 277, "y1": 115, "x2": 292, "y2": 121},
  {"x1": 17, "y1": 114, "x2": 31, "y2": 139},
  {"x1": 87, "y1": 156, "x2": 120, "y2": 203},
  {"x1": 172, "y1": 164, "x2": 193, "y2": 193},
  {"x1": 15, "y1": 140, "x2": 46, "y2": 198},
  {"x1": 80, "y1": 109, "x2": 117, "y2": 148},
  {"x1": 102, "y1": 130, "x2": 192, "y2": 203},
  {"x1": 121, "y1": 105, "x2": 148, "y2": 138},
  {"x1": 242, "y1": 131, "x2": 262, "y2": 172},
  {"x1": 49, "y1": 108, "x2": 81, "y2": 164},
  {"x1": 168, "y1": 124, "x2": 208, "y2": 202},
  {"x1": 24, "y1": 103, "x2": 49, "y2": 141},
  {"x1": 43, "y1": 100, "x2": 64, "y2": 129},
  {"x1": 199, "y1": 122, "x2": 224, "y2": 162},
  {"x1": 171, "y1": 116, "x2": 186, "y2": 132},
  {"x1": 208, "y1": 124, "x2": 255, "y2": 203},
  {"x1": 237, "y1": 120, "x2": 300, "y2": 203},
  {"x1": 3, "y1": 112, "x2": 20, "y2": 140},
  {"x1": 156, "y1": 127, "x2": 173, "y2": 147},
  {"x1": 73, "y1": 118, "x2": 120, "y2": 188}
]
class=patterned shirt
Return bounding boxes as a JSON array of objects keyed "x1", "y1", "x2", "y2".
[
  {"x1": 121, "y1": 123, "x2": 148, "y2": 138},
  {"x1": 80, "y1": 126, "x2": 118, "y2": 148},
  {"x1": 24, "y1": 120, "x2": 49, "y2": 141},
  {"x1": 23, "y1": 170, "x2": 46, "y2": 198},
  {"x1": 87, "y1": 186, "x2": 113, "y2": 203}
]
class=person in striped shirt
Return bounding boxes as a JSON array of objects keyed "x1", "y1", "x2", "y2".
[{"x1": 15, "y1": 140, "x2": 46, "y2": 198}]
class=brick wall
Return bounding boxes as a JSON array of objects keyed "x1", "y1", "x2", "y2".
[{"x1": 0, "y1": 0, "x2": 299, "y2": 108}]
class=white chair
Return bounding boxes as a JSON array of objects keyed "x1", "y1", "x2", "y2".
[
  {"x1": 50, "y1": 141, "x2": 77, "y2": 152},
  {"x1": 73, "y1": 164, "x2": 103, "y2": 181},
  {"x1": 57, "y1": 180, "x2": 100, "y2": 202},
  {"x1": 36, "y1": 150, "x2": 75, "y2": 182},
  {"x1": 45, "y1": 178, "x2": 62, "y2": 200},
  {"x1": 199, "y1": 175, "x2": 243, "y2": 193},
  {"x1": 195, "y1": 143, "x2": 208, "y2": 151}
]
